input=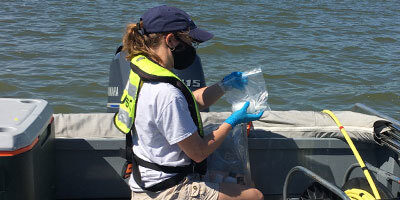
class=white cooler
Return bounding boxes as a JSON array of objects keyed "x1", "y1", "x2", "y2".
[{"x1": 0, "y1": 98, "x2": 54, "y2": 200}]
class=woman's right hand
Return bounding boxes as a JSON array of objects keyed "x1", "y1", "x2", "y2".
[{"x1": 224, "y1": 101, "x2": 264, "y2": 127}]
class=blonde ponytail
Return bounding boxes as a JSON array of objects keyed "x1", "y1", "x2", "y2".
[{"x1": 122, "y1": 22, "x2": 164, "y2": 64}]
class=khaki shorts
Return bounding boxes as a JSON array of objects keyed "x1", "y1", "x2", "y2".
[{"x1": 131, "y1": 176, "x2": 219, "y2": 200}]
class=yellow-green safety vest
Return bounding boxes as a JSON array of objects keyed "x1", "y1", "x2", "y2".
[{"x1": 114, "y1": 55, "x2": 204, "y2": 136}]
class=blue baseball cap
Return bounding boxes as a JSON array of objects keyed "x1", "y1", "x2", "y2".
[{"x1": 141, "y1": 5, "x2": 213, "y2": 43}]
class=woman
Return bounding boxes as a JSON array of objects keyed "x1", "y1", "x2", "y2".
[{"x1": 115, "y1": 5, "x2": 264, "y2": 200}]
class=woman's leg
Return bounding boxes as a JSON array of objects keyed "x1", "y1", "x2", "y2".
[{"x1": 218, "y1": 182, "x2": 264, "y2": 200}]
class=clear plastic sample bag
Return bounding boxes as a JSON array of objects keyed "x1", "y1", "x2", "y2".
[
  {"x1": 205, "y1": 67, "x2": 270, "y2": 186},
  {"x1": 224, "y1": 67, "x2": 270, "y2": 114},
  {"x1": 205, "y1": 124, "x2": 252, "y2": 185}
]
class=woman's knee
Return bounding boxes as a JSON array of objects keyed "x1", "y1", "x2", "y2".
[
  {"x1": 247, "y1": 188, "x2": 264, "y2": 200},
  {"x1": 218, "y1": 182, "x2": 264, "y2": 200}
]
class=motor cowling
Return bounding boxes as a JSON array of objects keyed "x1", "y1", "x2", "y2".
[{"x1": 107, "y1": 45, "x2": 207, "y2": 113}]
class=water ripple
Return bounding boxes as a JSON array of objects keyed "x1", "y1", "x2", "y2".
[{"x1": 0, "y1": 0, "x2": 399, "y2": 119}]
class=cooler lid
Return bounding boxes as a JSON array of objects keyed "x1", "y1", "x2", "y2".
[{"x1": 0, "y1": 98, "x2": 53, "y2": 151}]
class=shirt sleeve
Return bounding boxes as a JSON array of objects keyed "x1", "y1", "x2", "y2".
[{"x1": 156, "y1": 92, "x2": 198, "y2": 145}]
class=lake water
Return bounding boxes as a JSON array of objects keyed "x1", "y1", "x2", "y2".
[{"x1": 1, "y1": 0, "x2": 399, "y2": 120}]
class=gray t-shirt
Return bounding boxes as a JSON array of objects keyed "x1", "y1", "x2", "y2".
[{"x1": 129, "y1": 82, "x2": 197, "y2": 192}]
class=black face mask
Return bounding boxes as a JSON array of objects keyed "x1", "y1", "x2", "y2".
[{"x1": 171, "y1": 39, "x2": 196, "y2": 70}]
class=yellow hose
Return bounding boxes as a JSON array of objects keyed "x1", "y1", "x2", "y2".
[
  {"x1": 322, "y1": 110, "x2": 381, "y2": 200},
  {"x1": 345, "y1": 188, "x2": 375, "y2": 200}
]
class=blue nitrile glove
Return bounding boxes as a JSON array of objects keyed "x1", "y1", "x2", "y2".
[
  {"x1": 224, "y1": 101, "x2": 264, "y2": 127},
  {"x1": 220, "y1": 72, "x2": 248, "y2": 91}
]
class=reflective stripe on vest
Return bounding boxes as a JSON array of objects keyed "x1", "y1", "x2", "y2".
[
  {"x1": 114, "y1": 70, "x2": 141, "y2": 133},
  {"x1": 114, "y1": 55, "x2": 204, "y2": 136}
]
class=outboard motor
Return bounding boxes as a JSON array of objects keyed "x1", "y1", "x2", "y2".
[{"x1": 107, "y1": 45, "x2": 207, "y2": 113}]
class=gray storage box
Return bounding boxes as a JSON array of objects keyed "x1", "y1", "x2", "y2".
[{"x1": 0, "y1": 98, "x2": 54, "y2": 200}]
